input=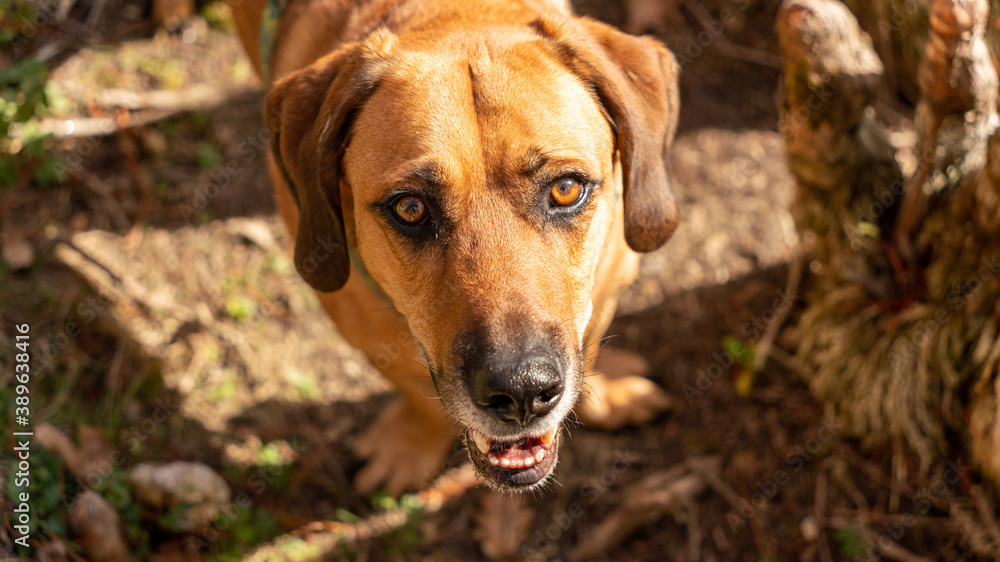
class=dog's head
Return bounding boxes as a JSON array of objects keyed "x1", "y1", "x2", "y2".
[{"x1": 266, "y1": 15, "x2": 680, "y2": 491}]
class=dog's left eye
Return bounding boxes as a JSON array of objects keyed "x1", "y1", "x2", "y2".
[
  {"x1": 391, "y1": 195, "x2": 431, "y2": 226},
  {"x1": 549, "y1": 177, "x2": 585, "y2": 208}
]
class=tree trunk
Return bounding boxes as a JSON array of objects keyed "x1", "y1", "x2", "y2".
[
  {"x1": 776, "y1": 0, "x2": 1000, "y2": 545},
  {"x1": 839, "y1": 0, "x2": 1000, "y2": 104}
]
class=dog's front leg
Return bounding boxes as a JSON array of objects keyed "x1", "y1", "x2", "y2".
[
  {"x1": 576, "y1": 230, "x2": 672, "y2": 429},
  {"x1": 314, "y1": 284, "x2": 456, "y2": 496}
]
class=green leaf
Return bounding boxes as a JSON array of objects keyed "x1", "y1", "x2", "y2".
[{"x1": 835, "y1": 527, "x2": 867, "y2": 557}]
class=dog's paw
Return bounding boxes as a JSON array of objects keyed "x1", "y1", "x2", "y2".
[
  {"x1": 352, "y1": 401, "x2": 455, "y2": 496},
  {"x1": 577, "y1": 348, "x2": 671, "y2": 429}
]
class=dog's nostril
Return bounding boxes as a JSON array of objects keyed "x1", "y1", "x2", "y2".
[
  {"x1": 485, "y1": 393, "x2": 514, "y2": 411},
  {"x1": 536, "y1": 385, "x2": 560, "y2": 404}
]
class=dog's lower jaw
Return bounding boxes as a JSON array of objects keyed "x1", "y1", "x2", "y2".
[{"x1": 465, "y1": 428, "x2": 560, "y2": 492}]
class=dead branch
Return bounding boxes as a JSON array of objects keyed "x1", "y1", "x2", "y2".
[
  {"x1": 244, "y1": 464, "x2": 477, "y2": 561},
  {"x1": 569, "y1": 456, "x2": 719, "y2": 561},
  {"x1": 14, "y1": 84, "x2": 258, "y2": 139},
  {"x1": 815, "y1": 470, "x2": 834, "y2": 562},
  {"x1": 827, "y1": 516, "x2": 935, "y2": 562},
  {"x1": 753, "y1": 254, "x2": 803, "y2": 372},
  {"x1": 970, "y1": 485, "x2": 1000, "y2": 550},
  {"x1": 681, "y1": 0, "x2": 784, "y2": 69}
]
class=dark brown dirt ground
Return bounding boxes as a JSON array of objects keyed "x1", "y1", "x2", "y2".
[{"x1": 2, "y1": 0, "x2": 998, "y2": 561}]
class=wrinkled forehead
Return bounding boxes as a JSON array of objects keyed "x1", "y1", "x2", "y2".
[{"x1": 342, "y1": 29, "x2": 614, "y2": 192}]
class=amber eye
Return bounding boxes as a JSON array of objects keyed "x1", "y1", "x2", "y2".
[
  {"x1": 392, "y1": 195, "x2": 430, "y2": 226},
  {"x1": 550, "y1": 177, "x2": 583, "y2": 207}
]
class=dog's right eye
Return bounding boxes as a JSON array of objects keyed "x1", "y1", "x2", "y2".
[
  {"x1": 550, "y1": 177, "x2": 583, "y2": 207},
  {"x1": 391, "y1": 195, "x2": 431, "y2": 226}
]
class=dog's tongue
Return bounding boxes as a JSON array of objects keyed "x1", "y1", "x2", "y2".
[{"x1": 490, "y1": 436, "x2": 547, "y2": 469}]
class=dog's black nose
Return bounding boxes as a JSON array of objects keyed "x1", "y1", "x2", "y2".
[{"x1": 472, "y1": 354, "x2": 564, "y2": 425}]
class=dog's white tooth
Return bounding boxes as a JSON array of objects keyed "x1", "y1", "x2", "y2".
[
  {"x1": 535, "y1": 449, "x2": 545, "y2": 462},
  {"x1": 500, "y1": 458, "x2": 511, "y2": 468},
  {"x1": 473, "y1": 430, "x2": 491, "y2": 454},
  {"x1": 540, "y1": 428, "x2": 556, "y2": 445},
  {"x1": 489, "y1": 455, "x2": 500, "y2": 466},
  {"x1": 524, "y1": 456, "x2": 535, "y2": 467}
]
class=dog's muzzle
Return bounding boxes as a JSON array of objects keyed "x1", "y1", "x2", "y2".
[{"x1": 460, "y1": 348, "x2": 567, "y2": 489}]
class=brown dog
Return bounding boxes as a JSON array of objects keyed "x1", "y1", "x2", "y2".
[{"x1": 227, "y1": 0, "x2": 680, "y2": 494}]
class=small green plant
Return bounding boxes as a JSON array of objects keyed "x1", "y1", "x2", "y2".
[
  {"x1": 201, "y1": 1, "x2": 235, "y2": 32},
  {"x1": 224, "y1": 293, "x2": 257, "y2": 320},
  {"x1": 0, "y1": 445, "x2": 128, "y2": 558},
  {"x1": 0, "y1": 57, "x2": 69, "y2": 188},
  {"x1": 93, "y1": 467, "x2": 149, "y2": 555},
  {"x1": 196, "y1": 142, "x2": 224, "y2": 169},
  {"x1": 207, "y1": 507, "x2": 284, "y2": 561},
  {"x1": 722, "y1": 335, "x2": 756, "y2": 396},
  {"x1": 835, "y1": 526, "x2": 868, "y2": 557},
  {"x1": 367, "y1": 490, "x2": 426, "y2": 556}
]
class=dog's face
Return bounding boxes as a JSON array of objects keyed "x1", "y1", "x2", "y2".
[
  {"x1": 267, "y1": 17, "x2": 680, "y2": 491},
  {"x1": 345, "y1": 28, "x2": 617, "y2": 488}
]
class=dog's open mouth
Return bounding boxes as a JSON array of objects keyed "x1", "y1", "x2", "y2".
[{"x1": 466, "y1": 427, "x2": 559, "y2": 489}]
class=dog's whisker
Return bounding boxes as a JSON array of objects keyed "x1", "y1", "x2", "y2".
[{"x1": 404, "y1": 352, "x2": 429, "y2": 364}]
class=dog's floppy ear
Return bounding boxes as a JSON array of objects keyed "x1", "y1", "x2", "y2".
[
  {"x1": 534, "y1": 16, "x2": 681, "y2": 252},
  {"x1": 265, "y1": 30, "x2": 394, "y2": 291}
]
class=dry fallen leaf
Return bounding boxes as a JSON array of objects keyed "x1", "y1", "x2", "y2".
[
  {"x1": 35, "y1": 539, "x2": 69, "y2": 562},
  {"x1": 35, "y1": 423, "x2": 114, "y2": 484},
  {"x1": 69, "y1": 490, "x2": 134, "y2": 562}
]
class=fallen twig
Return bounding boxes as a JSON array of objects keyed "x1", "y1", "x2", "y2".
[
  {"x1": 245, "y1": 464, "x2": 477, "y2": 561},
  {"x1": 829, "y1": 509, "x2": 958, "y2": 531},
  {"x1": 969, "y1": 485, "x2": 1000, "y2": 550},
  {"x1": 569, "y1": 456, "x2": 719, "y2": 561},
  {"x1": 827, "y1": 516, "x2": 935, "y2": 562},
  {"x1": 815, "y1": 470, "x2": 833, "y2": 562},
  {"x1": 682, "y1": 0, "x2": 783, "y2": 69},
  {"x1": 753, "y1": 254, "x2": 803, "y2": 373},
  {"x1": 13, "y1": 84, "x2": 258, "y2": 140}
]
